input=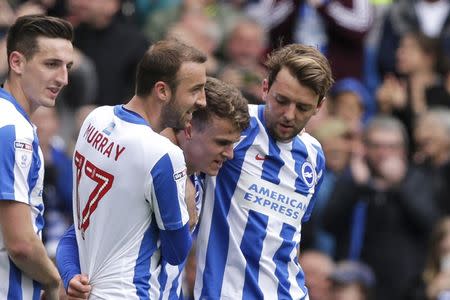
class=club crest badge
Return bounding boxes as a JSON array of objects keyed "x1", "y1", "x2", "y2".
[{"x1": 301, "y1": 161, "x2": 316, "y2": 188}]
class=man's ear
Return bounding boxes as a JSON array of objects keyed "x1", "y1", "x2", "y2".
[
  {"x1": 261, "y1": 79, "x2": 269, "y2": 102},
  {"x1": 314, "y1": 97, "x2": 326, "y2": 115},
  {"x1": 9, "y1": 51, "x2": 25, "y2": 75},
  {"x1": 154, "y1": 81, "x2": 172, "y2": 103}
]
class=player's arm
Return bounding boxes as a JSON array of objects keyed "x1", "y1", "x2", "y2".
[
  {"x1": 0, "y1": 201, "x2": 61, "y2": 298},
  {"x1": 160, "y1": 223, "x2": 192, "y2": 265},
  {"x1": 185, "y1": 177, "x2": 198, "y2": 230},
  {"x1": 150, "y1": 151, "x2": 192, "y2": 265},
  {"x1": 55, "y1": 225, "x2": 91, "y2": 299}
]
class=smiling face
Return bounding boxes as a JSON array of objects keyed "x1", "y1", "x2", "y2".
[
  {"x1": 17, "y1": 37, "x2": 73, "y2": 109},
  {"x1": 184, "y1": 115, "x2": 241, "y2": 176},
  {"x1": 263, "y1": 67, "x2": 323, "y2": 142},
  {"x1": 161, "y1": 61, "x2": 207, "y2": 130}
]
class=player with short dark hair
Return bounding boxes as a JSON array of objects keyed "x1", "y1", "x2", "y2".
[{"x1": 0, "y1": 14, "x2": 74, "y2": 300}]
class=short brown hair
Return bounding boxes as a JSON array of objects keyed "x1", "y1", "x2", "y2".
[
  {"x1": 192, "y1": 77, "x2": 250, "y2": 132},
  {"x1": 265, "y1": 44, "x2": 334, "y2": 102},
  {"x1": 135, "y1": 39, "x2": 207, "y2": 97},
  {"x1": 7, "y1": 15, "x2": 73, "y2": 61}
]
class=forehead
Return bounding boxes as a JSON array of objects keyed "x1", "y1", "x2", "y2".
[
  {"x1": 32, "y1": 37, "x2": 73, "y2": 62},
  {"x1": 196, "y1": 115, "x2": 240, "y2": 137},
  {"x1": 271, "y1": 67, "x2": 318, "y2": 105},
  {"x1": 175, "y1": 61, "x2": 206, "y2": 86},
  {"x1": 367, "y1": 128, "x2": 403, "y2": 143}
]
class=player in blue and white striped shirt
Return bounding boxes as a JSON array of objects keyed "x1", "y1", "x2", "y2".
[
  {"x1": 195, "y1": 44, "x2": 334, "y2": 299},
  {"x1": 0, "y1": 15, "x2": 73, "y2": 300},
  {"x1": 57, "y1": 40, "x2": 207, "y2": 299},
  {"x1": 56, "y1": 77, "x2": 250, "y2": 299}
]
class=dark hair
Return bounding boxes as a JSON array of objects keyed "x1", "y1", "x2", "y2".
[
  {"x1": 192, "y1": 77, "x2": 250, "y2": 132},
  {"x1": 265, "y1": 44, "x2": 334, "y2": 102},
  {"x1": 401, "y1": 31, "x2": 440, "y2": 72},
  {"x1": 135, "y1": 39, "x2": 207, "y2": 97},
  {"x1": 7, "y1": 14, "x2": 73, "y2": 61}
]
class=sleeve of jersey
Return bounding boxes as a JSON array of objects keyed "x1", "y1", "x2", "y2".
[
  {"x1": 302, "y1": 148, "x2": 326, "y2": 223},
  {"x1": 150, "y1": 150, "x2": 189, "y2": 231},
  {"x1": 56, "y1": 225, "x2": 81, "y2": 291},
  {"x1": 0, "y1": 125, "x2": 33, "y2": 203}
]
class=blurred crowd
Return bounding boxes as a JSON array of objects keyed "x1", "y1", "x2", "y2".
[{"x1": 1, "y1": 0, "x2": 449, "y2": 299}]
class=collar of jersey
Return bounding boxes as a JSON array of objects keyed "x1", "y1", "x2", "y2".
[
  {"x1": 114, "y1": 105, "x2": 150, "y2": 127},
  {"x1": 0, "y1": 87, "x2": 31, "y2": 123}
]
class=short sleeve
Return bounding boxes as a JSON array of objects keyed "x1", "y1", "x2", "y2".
[
  {"x1": 0, "y1": 125, "x2": 34, "y2": 203},
  {"x1": 150, "y1": 149, "x2": 188, "y2": 230}
]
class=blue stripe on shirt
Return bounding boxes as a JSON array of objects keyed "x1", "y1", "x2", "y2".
[
  {"x1": 200, "y1": 117, "x2": 260, "y2": 299},
  {"x1": 32, "y1": 280, "x2": 41, "y2": 300},
  {"x1": 158, "y1": 261, "x2": 169, "y2": 300},
  {"x1": 8, "y1": 258, "x2": 22, "y2": 300},
  {"x1": 151, "y1": 154, "x2": 183, "y2": 229},
  {"x1": 241, "y1": 210, "x2": 268, "y2": 300},
  {"x1": 0, "y1": 125, "x2": 16, "y2": 200},
  {"x1": 273, "y1": 223, "x2": 296, "y2": 299},
  {"x1": 168, "y1": 265, "x2": 183, "y2": 299},
  {"x1": 291, "y1": 138, "x2": 310, "y2": 196},
  {"x1": 295, "y1": 249, "x2": 308, "y2": 297},
  {"x1": 258, "y1": 106, "x2": 285, "y2": 185},
  {"x1": 134, "y1": 219, "x2": 158, "y2": 299},
  {"x1": 261, "y1": 138, "x2": 283, "y2": 185},
  {"x1": 27, "y1": 133, "x2": 41, "y2": 202}
]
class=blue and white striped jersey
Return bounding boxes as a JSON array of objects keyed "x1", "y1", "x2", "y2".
[
  {"x1": 0, "y1": 88, "x2": 45, "y2": 299},
  {"x1": 158, "y1": 173, "x2": 205, "y2": 300},
  {"x1": 195, "y1": 105, "x2": 325, "y2": 299},
  {"x1": 73, "y1": 105, "x2": 189, "y2": 299}
]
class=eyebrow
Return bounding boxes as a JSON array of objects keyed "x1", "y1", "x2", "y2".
[
  {"x1": 190, "y1": 83, "x2": 205, "y2": 91},
  {"x1": 274, "y1": 92, "x2": 314, "y2": 109}
]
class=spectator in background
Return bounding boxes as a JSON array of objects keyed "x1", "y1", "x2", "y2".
[
  {"x1": 300, "y1": 250, "x2": 335, "y2": 300},
  {"x1": 329, "y1": 77, "x2": 375, "y2": 135},
  {"x1": 426, "y1": 58, "x2": 450, "y2": 109},
  {"x1": 166, "y1": 9, "x2": 222, "y2": 76},
  {"x1": 31, "y1": 107, "x2": 73, "y2": 258},
  {"x1": 218, "y1": 17, "x2": 267, "y2": 104},
  {"x1": 306, "y1": 0, "x2": 374, "y2": 81},
  {"x1": 302, "y1": 118, "x2": 353, "y2": 254},
  {"x1": 414, "y1": 108, "x2": 450, "y2": 215},
  {"x1": 377, "y1": 31, "x2": 441, "y2": 154},
  {"x1": 244, "y1": 0, "x2": 302, "y2": 50},
  {"x1": 406, "y1": 217, "x2": 450, "y2": 300},
  {"x1": 329, "y1": 260, "x2": 375, "y2": 300},
  {"x1": 377, "y1": 0, "x2": 450, "y2": 77},
  {"x1": 67, "y1": 0, "x2": 149, "y2": 106},
  {"x1": 323, "y1": 116, "x2": 440, "y2": 300}
]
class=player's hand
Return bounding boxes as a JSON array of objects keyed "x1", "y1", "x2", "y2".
[
  {"x1": 67, "y1": 274, "x2": 91, "y2": 300},
  {"x1": 350, "y1": 151, "x2": 370, "y2": 186}
]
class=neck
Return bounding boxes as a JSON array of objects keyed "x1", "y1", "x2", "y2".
[
  {"x1": 3, "y1": 79, "x2": 34, "y2": 116},
  {"x1": 124, "y1": 95, "x2": 163, "y2": 133}
]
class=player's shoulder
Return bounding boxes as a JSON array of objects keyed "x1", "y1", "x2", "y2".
[
  {"x1": 143, "y1": 133, "x2": 183, "y2": 157},
  {"x1": 0, "y1": 98, "x2": 34, "y2": 140},
  {"x1": 298, "y1": 131, "x2": 323, "y2": 150},
  {"x1": 296, "y1": 131, "x2": 325, "y2": 167},
  {"x1": 86, "y1": 105, "x2": 114, "y2": 121}
]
